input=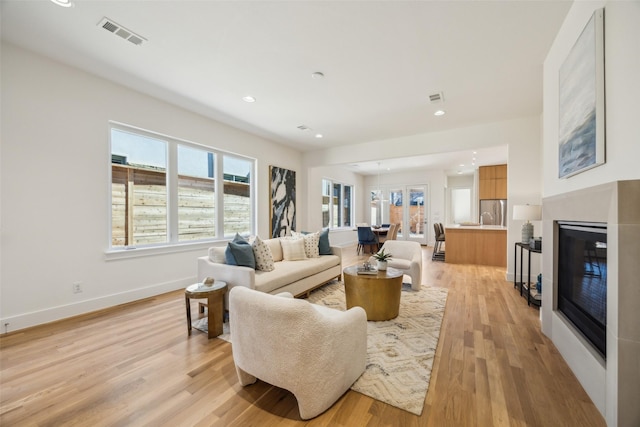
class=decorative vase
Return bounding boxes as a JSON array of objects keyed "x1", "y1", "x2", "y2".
[{"x1": 377, "y1": 260, "x2": 388, "y2": 271}]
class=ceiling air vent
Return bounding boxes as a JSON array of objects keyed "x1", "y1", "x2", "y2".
[
  {"x1": 428, "y1": 92, "x2": 444, "y2": 104},
  {"x1": 98, "y1": 17, "x2": 147, "y2": 46}
]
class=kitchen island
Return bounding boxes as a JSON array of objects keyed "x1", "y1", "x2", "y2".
[{"x1": 444, "y1": 224, "x2": 507, "y2": 267}]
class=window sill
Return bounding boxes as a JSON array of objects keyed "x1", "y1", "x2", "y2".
[
  {"x1": 329, "y1": 227, "x2": 356, "y2": 232},
  {"x1": 104, "y1": 240, "x2": 220, "y2": 261}
]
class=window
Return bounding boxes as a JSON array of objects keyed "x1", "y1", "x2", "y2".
[
  {"x1": 110, "y1": 124, "x2": 255, "y2": 249},
  {"x1": 223, "y1": 155, "x2": 253, "y2": 237},
  {"x1": 322, "y1": 179, "x2": 353, "y2": 228},
  {"x1": 451, "y1": 187, "x2": 472, "y2": 224}
]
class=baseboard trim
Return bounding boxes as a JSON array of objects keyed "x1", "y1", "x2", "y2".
[{"x1": 1, "y1": 277, "x2": 195, "y2": 334}]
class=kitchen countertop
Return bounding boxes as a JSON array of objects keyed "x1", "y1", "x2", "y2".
[{"x1": 445, "y1": 224, "x2": 507, "y2": 231}]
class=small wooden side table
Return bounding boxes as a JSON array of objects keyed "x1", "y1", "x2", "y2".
[{"x1": 185, "y1": 281, "x2": 227, "y2": 338}]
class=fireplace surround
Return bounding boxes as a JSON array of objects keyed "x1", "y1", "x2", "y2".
[{"x1": 542, "y1": 180, "x2": 640, "y2": 426}]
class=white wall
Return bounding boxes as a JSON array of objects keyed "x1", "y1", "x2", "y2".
[
  {"x1": 0, "y1": 43, "x2": 302, "y2": 331},
  {"x1": 541, "y1": 2, "x2": 640, "y2": 425}
]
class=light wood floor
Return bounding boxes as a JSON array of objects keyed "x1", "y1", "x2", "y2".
[{"x1": 0, "y1": 246, "x2": 606, "y2": 426}]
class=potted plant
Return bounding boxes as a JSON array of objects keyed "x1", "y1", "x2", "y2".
[{"x1": 372, "y1": 249, "x2": 392, "y2": 271}]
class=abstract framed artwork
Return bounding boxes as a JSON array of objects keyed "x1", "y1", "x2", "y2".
[
  {"x1": 269, "y1": 165, "x2": 296, "y2": 238},
  {"x1": 558, "y1": 8, "x2": 605, "y2": 179}
]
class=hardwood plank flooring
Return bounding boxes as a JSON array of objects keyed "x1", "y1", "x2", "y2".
[{"x1": 0, "y1": 246, "x2": 606, "y2": 426}]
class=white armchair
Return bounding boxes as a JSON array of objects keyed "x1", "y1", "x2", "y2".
[
  {"x1": 229, "y1": 286, "x2": 367, "y2": 420},
  {"x1": 370, "y1": 240, "x2": 423, "y2": 290}
]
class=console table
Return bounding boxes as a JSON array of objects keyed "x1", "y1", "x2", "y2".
[{"x1": 514, "y1": 242, "x2": 541, "y2": 307}]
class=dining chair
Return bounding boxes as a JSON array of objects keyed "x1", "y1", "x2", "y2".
[
  {"x1": 390, "y1": 223, "x2": 400, "y2": 240},
  {"x1": 377, "y1": 223, "x2": 397, "y2": 249},
  {"x1": 357, "y1": 226, "x2": 379, "y2": 255}
]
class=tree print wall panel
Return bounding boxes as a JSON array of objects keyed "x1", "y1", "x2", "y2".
[{"x1": 270, "y1": 166, "x2": 296, "y2": 238}]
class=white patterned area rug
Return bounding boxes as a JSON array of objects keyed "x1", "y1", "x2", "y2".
[
  {"x1": 212, "y1": 281, "x2": 448, "y2": 416},
  {"x1": 307, "y1": 281, "x2": 448, "y2": 416}
]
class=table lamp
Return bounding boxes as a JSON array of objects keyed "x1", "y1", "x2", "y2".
[{"x1": 513, "y1": 204, "x2": 542, "y2": 243}]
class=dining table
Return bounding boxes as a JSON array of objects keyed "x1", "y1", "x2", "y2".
[{"x1": 371, "y1": 227, "x2": 389, "y2": 237}]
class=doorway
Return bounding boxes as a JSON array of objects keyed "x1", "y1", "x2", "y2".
[{"x1": 388, "y1": 185, "x2": 428, "y2": 245}]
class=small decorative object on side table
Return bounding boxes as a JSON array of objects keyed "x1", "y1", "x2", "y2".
[
  {"x1": 513, "y1": 204, "x2": 542, "y2": 243},
  {"x1": 372, "y1": 248, "x2": 393, "y2": 271},
  {"x1": 185, "y1": 279, "x2": 227, "y2": 338},
  {"x1": 357, "y1": 261, "x2": 378, "y2": 275}
]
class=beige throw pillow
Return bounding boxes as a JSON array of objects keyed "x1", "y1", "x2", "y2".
[
  {"x1": 293, "y1": 231, "x2": 320, "y2": 258},
  {"x1": 252, "y1": 236, "x2": 275, "y2": 271},
  {"x1": 280, "y1": 237, "x2": 307, "y2": 261}
]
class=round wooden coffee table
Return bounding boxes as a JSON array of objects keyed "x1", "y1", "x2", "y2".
[
  {"x1": 185, "y1": 281, "x2": 227, "y2": 338},
  {"x1": 343, "y1": 266, "x2": 403, "y2": 321}
]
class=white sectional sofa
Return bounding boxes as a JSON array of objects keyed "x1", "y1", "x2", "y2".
[{"x1": 197, "y1": 235, "x2": 342, "y2": 305}]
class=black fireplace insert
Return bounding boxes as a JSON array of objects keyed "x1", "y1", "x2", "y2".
[{"x1": 557, "y1": 221, "x2": 607, "y2": 358}]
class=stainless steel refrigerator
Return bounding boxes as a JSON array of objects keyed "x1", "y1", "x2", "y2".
[{"x1": 479, "y1": 199, "x2": 507, "y2": 226}]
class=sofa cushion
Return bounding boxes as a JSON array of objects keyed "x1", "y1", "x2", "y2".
[
  {"x1": 265, "y1": 238, "x2": 283, "y2": 262},
  {"x1": 208, "y1": 246, "x2": 227, "y2": 264},
  {"x1": 252, "y1": 236, "x2": 275, "y2": 272},
  {"x1": 281, "y1": 237, "x2": 307, "y2": 261},
  {"x1": 254, "y1": 255, "x2": 341, "y2": 293},
  {"x1": 293, "y1": 231, "x2": 320, "y2": 258}
]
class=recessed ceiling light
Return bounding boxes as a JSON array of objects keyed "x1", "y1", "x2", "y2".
[
  {"x1": 311, "y1": 72, "x2": 325, "y2": 79},
  {"x1": 242, "y1": 96, "x2": 256, "y2": 103},
  {"x1": 434, "y1": 110, "x2": 446, "y2": 116},
  {"x1": 315, "y1": 134, "x2": 323, "y2": 139},
  {"x1": 51, "y1": 0, "x2": 73, "y2": 7},
  {"x1": 459, "y1": 164, "x2": 465, "y2": 167}
]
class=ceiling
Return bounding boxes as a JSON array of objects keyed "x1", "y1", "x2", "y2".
[{"x1": 0, "y1": 0, "x2": 571, "y2": 175}]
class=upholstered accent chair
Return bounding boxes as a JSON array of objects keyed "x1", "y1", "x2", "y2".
[
  {"x1": 229, "y1": 286, "x2": 367, "y2": 420},
  {"x1": 370, "y1": 240, "x2": 423, "y2": 290}
]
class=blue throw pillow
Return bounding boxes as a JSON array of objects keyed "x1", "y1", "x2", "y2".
[
  {"x1": 228, "y1": 241, "x2": 255, "y2": 268},
  {"x1": 225, "y1": 245, "x2": 238, "y2": 265},
  {"x1": 225, "y1": 233, "x2": 256, "y2": 268},
  {"x1": 318, "y1": 228, "x2": 332, "y2": 255}
]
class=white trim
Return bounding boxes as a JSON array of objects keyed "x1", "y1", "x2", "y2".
[
  {"x1": 104, "y1": 240, "x2": 216, "y2": 261},
  {"x1": 1, "y1": 277, "x2": 193, "y2": 333}
]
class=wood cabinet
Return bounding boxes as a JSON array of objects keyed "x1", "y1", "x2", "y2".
[
  {"x1": 444, "y1": 227, "x2": 507, "y2": 267},
  {"x1": 479, "y1": 164, "x2": 507, "y2": 199}
]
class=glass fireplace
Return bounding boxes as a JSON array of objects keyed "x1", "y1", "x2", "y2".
[{"x1": 557, "y1": 221, "x2": 607, "y2": 358}]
